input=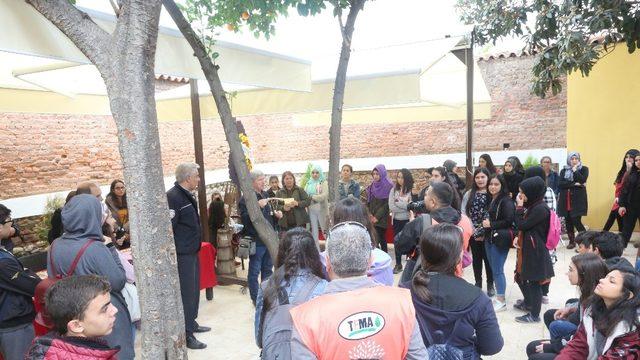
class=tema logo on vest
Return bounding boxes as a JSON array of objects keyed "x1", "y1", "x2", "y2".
[{"x1": 338, "y1": 311, "x2": 385, "y2": 340}]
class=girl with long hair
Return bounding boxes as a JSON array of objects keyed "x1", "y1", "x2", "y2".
[
  {"x1": 105, "y1": 179, "x2": 130, "y2": 249},
  {"x1": 431, "y1": 167, "x2": 462, "y2": 210},
  {"x1": 526, "y1": 253, "x2": 608, "y2": 359},
  {"x1": 554, "y1": 268, "x2": 640, "y2": 359},
  {"x1": 254, "y1": 228, "x2": 327, "y2": 351},
  {"x1": 604, "y1": 149, "x2": 639, "y2": 232},
  {"x1": 482, "y1": 174, "x2": 514, "y2": 311},
  {"x1": 366, "y1": 164, "x2": 393, "y2": 253},
  {"x1": 408, "y1": 223, "x2": 503, "y2": 359},
  {"x1": 619, "y1": 153, "x2": 640, "y2": 252},
  {"x1": 558, "y1": 152, "x2": 590, "y2": 249},
  {"x1": 462, "y1": 167, "x2": 494, "y2": 295},
  {"x1": 389, "y1": 168, "x2": 414, "y2": 273},
  {"x1": 478, "y1": 153, "x2": 498, "y2": 175}
]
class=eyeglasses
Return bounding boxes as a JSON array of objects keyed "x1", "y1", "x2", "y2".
[{"x1": 0, "y1": 217, "x2": 13, "y2": 225}]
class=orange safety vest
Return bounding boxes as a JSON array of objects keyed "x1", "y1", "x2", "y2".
[{"x1": 290, "y1": 286, "x2": 416, "y2": 359}]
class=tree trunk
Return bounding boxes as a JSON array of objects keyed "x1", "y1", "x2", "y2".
[
  {"x1": 163, "y1": 0, "x2": 280, "y2": 261},
  {"x1": 327, "y1": 1, "x2": 365, "y2": 203},
  {"x1": 26, "y1": 1, "x2": 187, "y2": 358}
]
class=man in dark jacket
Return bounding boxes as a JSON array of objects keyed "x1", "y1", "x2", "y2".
[
  {"x1": 0, "y1": 208, "x2": 41, "y2": 360},
  {"x1": 396, "y1": 182, "x2": 471, "y2": 283},
  {"x1": 0, "y1": 205, "x2": 20, "y2": 252},
  {"x1": 167, "y1": 162, "x2": 209, "y2": 350},
  {"x1": 238, "y1": 170, "x2": 282, "y2": 305},
  {"x1": 26, "y1": 275, "x2": 119, "y2": 360}
]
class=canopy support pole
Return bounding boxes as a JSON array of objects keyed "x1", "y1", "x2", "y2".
[
  {"x1": 465, "y1": 30, "x2": 475, "y2": 189},
  {"x1": 190, "y1": 79, "x2": 210, "y2": 243}
]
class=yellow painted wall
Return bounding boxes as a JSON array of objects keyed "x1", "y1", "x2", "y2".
[
  {"x1": 0, "y1": 88, "x2": 111, "y2": 115},
  {"x1": 567, "y1": 46, "x2": 640, "y2": 230}
]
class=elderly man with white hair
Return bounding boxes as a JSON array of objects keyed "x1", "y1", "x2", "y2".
[
  {"x1": 166, "y1": 162, "x2": 209, "y2": 350},
  {"x1": 290, "y1": 222, "x2": 427, "y2": 359}
]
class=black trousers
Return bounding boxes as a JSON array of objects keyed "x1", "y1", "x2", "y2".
[
  {"x1": 526, "y1": 340, "x2": 560, "y2": 359},
  {"x1": 392, "y1": 219, "x2": 409, "y2": 265},
  {"x1": 470, "y1": 239, "x2": 493, "y2": 288},
  {"x1": 177, "y1": 253, "x2": 200, "y2": 335},
  {"x1": 375, "y1": 226, "x2": 388, "y2": 253},
  {"x1": 603, "y1": 209, "x2": 624, "y2": 232},
  {"x1": 621, "y1": 207, "x2": 640, "y2": 247},
  {"x1": 565, "y1": 214, "x2": 586, "y2": 242},
  {"x1": 524, "y1": 281, "x2": 543, "y2": 318}
]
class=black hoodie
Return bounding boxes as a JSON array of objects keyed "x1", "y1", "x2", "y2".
[{"x1": 394, "y1": 206, "x2": 461, "y2": 256}]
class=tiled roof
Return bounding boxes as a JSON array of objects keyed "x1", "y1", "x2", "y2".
[{"x1": 155, "y1": 74, "x2": 189, "y2": 83}]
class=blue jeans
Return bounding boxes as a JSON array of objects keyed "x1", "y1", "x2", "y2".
[
  {"x1": 248, "y1": 244, "x2": 273, "y2": 302},
  {"x1": 484, "y1": 241, "x2": 509, "y2": 297},
  {"x1": 549, "y1": 320, "x2": 578, "y2": 340}
]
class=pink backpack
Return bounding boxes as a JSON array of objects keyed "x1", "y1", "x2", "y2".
[{"x1": 546, "y1": 210, "x2": 561, "y2": 250}]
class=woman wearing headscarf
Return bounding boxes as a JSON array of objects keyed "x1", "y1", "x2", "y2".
[
  {"x1": 46, "y1": 194, "x2": 134, "y2": 359},
  {"x1": 514, "y1": 177, "x2": 555, "y2": 324},
  {"x1": 366, "y1": 164, "x2": 393, "y2": 253},
  {"x1": 302, "y1": 164, "x2": 329, "y2": 248},
  {"x1": 558, "y1": 152, "x2": 589, "y2": 249},
  {"x1": 503, "y1": 157, "x2": 525, "y2": 201}
]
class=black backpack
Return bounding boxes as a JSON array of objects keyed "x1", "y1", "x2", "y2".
[{"x1": 257, "y1": 274, "x2": 321, "y2": 360}]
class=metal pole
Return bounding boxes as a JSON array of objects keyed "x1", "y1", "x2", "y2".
[
  {"x1": 465, "y1": 30, "x2": 475, "y2": 189},
  {"x1": 190, "y1": 79, "x2": 210, "y2": 243}
]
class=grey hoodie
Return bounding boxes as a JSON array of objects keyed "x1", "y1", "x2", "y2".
[{"x1": 47, "y1": 194, "x2": 134, "y2": 359}]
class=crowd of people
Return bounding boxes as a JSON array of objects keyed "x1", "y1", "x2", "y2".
[{"x1": 2, "y1": 149, "x2": 640, "y2": 359}]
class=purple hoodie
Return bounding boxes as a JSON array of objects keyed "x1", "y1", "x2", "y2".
[{"x1": 320, "y1": 248, "x2": 394, "y2": 286}]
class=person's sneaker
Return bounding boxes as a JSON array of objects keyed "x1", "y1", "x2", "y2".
[
  {"x1": 567, "y1": 242, "x2": 576, "y2": 250},
  {"x1": 393, "y1": 264, "x2": 403, "y2": 274},
  {"x1": 493, "y1": 300, "x2": 506, "y2": 312},
  {"x1": 487, "y1": 285, "x2": 496, "y2": 298},
  {"x1": 513, "y1": 301, "x2": 530, "y2": 312},
  {"x1": 515, "y1": 313, "x2": 541, "y2": 323},
  {"x1": 515, "y1": 299, "x2": 525, "y2": 306},
  {"x1": 542, "y1": 296, "x2": 549, "y2": 304}
]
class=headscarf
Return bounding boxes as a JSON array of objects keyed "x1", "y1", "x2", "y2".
[
  {"x1": 503, "y1": 158, "x2": 516, "y2": 175},
  {"x1": 519, "y1": 177, "x2": 546, "y2": 207},
  {"x1": 563, "y1": 152, "x2": 583, "y2": 181},
  {"x1": 61, "y1": 194, "x2": 104, "y2": 242},
  {"x1": 443, "y1": 160, "x2": 457, "y2": 173},
  {"x1": 524, "y1": 166, "x2": 547, "y2": 182},
  {"x1": 367, "y1": 164, "x2": 393, "y2": 201},
  {"x1": 302, "y1": 163, "x2": 325, "y2": 196}
]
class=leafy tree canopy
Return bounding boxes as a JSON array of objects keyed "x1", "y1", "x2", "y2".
[{"x1": 457, "y1": 0, "x2": 640, "y2": 97}]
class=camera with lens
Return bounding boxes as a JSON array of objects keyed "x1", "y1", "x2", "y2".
[
  {"x1": 115, "y1": 226, "x2": 126, "y2": 240},
  {"x1": 407, "y1": 200, "x2": 425, "y2": 213}
]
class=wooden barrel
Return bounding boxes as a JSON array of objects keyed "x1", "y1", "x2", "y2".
[{"x1": 216, "y1": 229, "x2": 236, "y2": 276}]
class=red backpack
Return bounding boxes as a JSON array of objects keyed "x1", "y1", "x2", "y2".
[
  {"x1": 34, "y1": 240, "x2": 96, "y2": 330},
  {"x1": 546, "y1": 210, "x2": 561, "y2": 250}
]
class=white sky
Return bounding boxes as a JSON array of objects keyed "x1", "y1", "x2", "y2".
[{"x1": 74, "y1": 0, "x2": 524, "y2": 84}]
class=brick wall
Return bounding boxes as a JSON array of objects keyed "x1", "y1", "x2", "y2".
[{"x1": 0, "y1": 55, "x2": 566, "y2": 200}]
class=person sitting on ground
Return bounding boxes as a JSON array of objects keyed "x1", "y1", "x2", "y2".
[
  {"x1": 575, "y1": 230, "x2": 599, "y2": 254},
  {"x1": 395, "y1": 182, "x2": 472, "y2": 284},
  {"x1": 0, "y1": 209, "x2": 41, "y2": 360},
  {"x1": 47, "y1": 194, "x2": 134, "y2": 359},
  {"x1": 553, "y1": 266, "x2": 640, "y2": 359},
  {"x1": 323, "y1": 196, "x2": 393, "y2": 286},
  {"x1": 255, "y1": 228, "x2": 327, "y2": 355},
  {"x1": 290, "y1": 222, "x2": 427, "y2": 359},
  {"x1": 526, "y1": 253, "x2": 608, "y2": 359},
  {"x1": 407, "y1": 223, "x2": 503, "y2": 359},
  {"x1": 26, "y1": 275, "x2": 120, "y2": 360}
]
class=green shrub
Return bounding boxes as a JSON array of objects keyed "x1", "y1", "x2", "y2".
[
  {"x1": 523, "y1": 155, "x2": 539, "y2": 169},
  {"x1": 33, "y1": 196, "x2": 65, "y2": 242}
]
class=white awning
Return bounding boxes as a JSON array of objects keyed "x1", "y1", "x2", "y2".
[{"x1": 0, "y1": 0, "x2": 312, "y2": 96}]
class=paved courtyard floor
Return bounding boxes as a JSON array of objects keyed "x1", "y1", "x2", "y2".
[{"x1": 181, "y1": 239, "x2": 638, "y2": 360}]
